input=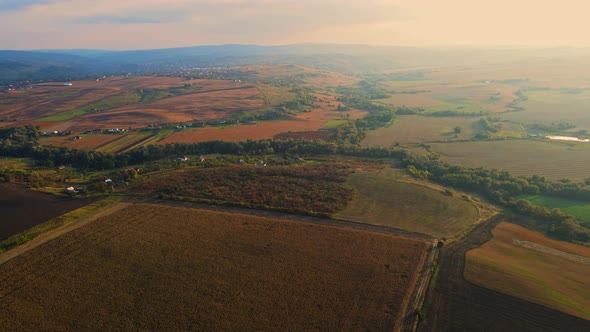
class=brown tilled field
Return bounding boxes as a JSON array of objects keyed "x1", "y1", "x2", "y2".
[
  {"x1": 0, "y1": 183, "x2": 94, "y2": 240},
  {"x1": 465, "y1": 222, "x2": 590, "y2": 320},
  {"x1": 159, "y1": 107, "x2": 365, "y2": 144},
  {"x1": 0, "y1": 203, "x2": 428, "y2": 331}
]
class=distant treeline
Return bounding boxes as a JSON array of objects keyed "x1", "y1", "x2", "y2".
[{"x1": 0, "y1": 125, "x2": 402, "y2": 170}]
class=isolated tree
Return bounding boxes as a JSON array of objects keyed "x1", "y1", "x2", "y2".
[{"x1": 454, "y1": 126, "x2": 462, "y2": 134}]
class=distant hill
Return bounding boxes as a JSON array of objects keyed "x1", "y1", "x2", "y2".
[{"x1": 2, "y1": 44, "x2": 590, "y2": 83}]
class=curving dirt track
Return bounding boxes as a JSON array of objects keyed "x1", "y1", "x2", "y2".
[{"x1": 418, "y1": 215, "x2": 590, "y2": 332}]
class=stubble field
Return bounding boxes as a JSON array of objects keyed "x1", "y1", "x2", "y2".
[
  {"x1": 0, "y1": 203, "x2": 428, "y2": 331},
  {"x1": 333, "y1": 168, "x2": 480, "y2": 238},
  {"x1": 464, "y1": 222, "x2": 590, "y2": 320}
]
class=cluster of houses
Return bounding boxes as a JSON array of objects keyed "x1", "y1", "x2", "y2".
[
  {"x1": 176, "y1": 155, "x2": 206, "y2": 163},
  {"x1": 107, "y1": 128, "x2": 125, "y2": 133},
  {"x1": 42, "y1": 130, "x2": 72, "y2": 136}
]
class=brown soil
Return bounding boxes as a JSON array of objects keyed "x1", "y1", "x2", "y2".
[{"x1": 0, "y1": 183, "x2": 95, "y2": 240}]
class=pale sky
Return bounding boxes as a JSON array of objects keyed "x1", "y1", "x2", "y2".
[{"x1": 1, "y1": 0, "x2": 589, "y2": 50}]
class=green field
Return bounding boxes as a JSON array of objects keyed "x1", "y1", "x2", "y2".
[
  {"x1": 429, "y1": 139, "x2": 590, "y2": 180},
  {"x1": 333, "y1": 168, "x2": 479, "y2": 238},
  {"x1": 521, "y1": 195, "x2": 590, "y2": 222}
]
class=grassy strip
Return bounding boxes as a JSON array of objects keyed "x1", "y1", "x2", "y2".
[{"x1": 0, "y1": 196, "x2": 122, "y2": 254}]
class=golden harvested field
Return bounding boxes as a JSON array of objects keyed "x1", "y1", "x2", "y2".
[
  {"x1": 429, "y1": 139, "x2": 590, "y2": 180},
  {"x1": 362, "y1": 115, "x2": 477, "y2": 146},
  {"x1": 0, "y1": 203, "x2": 428, "y2": 331},
  {"x1": 465, "y1": 222, "x2": 590, "y2": 320},
  {"x1": 333, "y1": 168, "x2": 480, "y2": 238}
]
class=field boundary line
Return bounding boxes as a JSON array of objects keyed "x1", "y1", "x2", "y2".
[{"x1": 0, "y1": 201, "x2": 129, "y2": 267}]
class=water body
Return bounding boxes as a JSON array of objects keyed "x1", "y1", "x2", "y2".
[{"x1": 546, "y1": 135, "x2": 590, "y2": 142}]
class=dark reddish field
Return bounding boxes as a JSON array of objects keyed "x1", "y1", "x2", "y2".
[
  {"x1": 0, "y1": 183, "x2": 94, "y2": 240},
  {"x1": 0, "y1": 202, "x2": 428, "y2": 331}
]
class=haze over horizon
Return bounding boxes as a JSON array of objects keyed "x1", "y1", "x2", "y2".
[{"x1": 1, "y1": 0, "x2": 589, "y2": 50}]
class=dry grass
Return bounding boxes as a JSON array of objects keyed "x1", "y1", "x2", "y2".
[
  {"x1": 362, "y1": 115, "x2": 477, "y2": 146},
  {"x1": 0, "y1": 203, "x2": 428, "y2": 331},
  {"x1": 429, "y1": 139, "x2": 590, "y2": 180},
  {"x1": 333, "y1": 168, "x2": 479, "y2": 238},
  {"x1": 465, "y1": 222, "x2": 590, "y2": 320}
]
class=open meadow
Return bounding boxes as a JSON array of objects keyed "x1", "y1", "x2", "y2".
[
  {"x1": 465, "y1": 222, "x2": 590, "y2": 320},
  {"x1": 427, "y1": 139, "x2": 590, "y2": 180},
  {"x1": 0, "y1": 202, "x2": 429, "y2": 330},
  {"x1": 333, "y1": 168, "x2": 480, "y2": 238}
]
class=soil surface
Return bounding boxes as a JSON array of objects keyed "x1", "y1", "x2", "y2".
[{"x1": 0, "y1": 183, "x2": 94, "y2": 240}]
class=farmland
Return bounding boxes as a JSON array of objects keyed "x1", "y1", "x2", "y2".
[
  {"x1": 362, "y1": 115, "x2": 478, "y2": 146},
  {"x1": 426, "y1": 139, "x2": 590, "y2": 180},
  {"x1": 0, "y1": 77, "x2": 267, "y2": 132},
  {"x1": 159, "y1": 106, "x2": 364, "y2": 144},
  {"x1": 502, "y1": 89, "x2": 590, "y2": 131},
  {"x1": 418, "y1": 216, "x2": 590, "y2": 332},
  {"x1": 521, "y1": 195, "x2": 590, "y2": 222},
  {"x1": 0, "y1": 202, "x2": 429, "y2": 330},
  {"x1": 465, "y1": 222, "x2": 590, "y2": 320},
  {"x1": 333, "y1": 168, "x2": 480, "y2": 238},
  {"x1": 0, "y1": 183, "x2": 94, "y2": 240}
]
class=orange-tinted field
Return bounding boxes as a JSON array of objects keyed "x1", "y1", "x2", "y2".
[
  {"x1": 160, "y1": 106, "x2": 365, "y2": 143},
  {"x1": 465, "y1": 222, "x2": 590, "y2": 320},
  {"x1": 77, "y1": 86, "x2": 263, "y2": 129},
  {"x1": 0, "y1": 203, "x2": 428, "y2": 330}
]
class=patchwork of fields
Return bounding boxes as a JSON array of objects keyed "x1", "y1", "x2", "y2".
[
  {"x1": 0, "y1": 203, "x2": 429, "y2": 330},
  {"x1": 465, "y1": 222, "x2": 590, "y2": 320}
]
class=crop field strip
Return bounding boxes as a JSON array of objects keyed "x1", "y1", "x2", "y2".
[
  {"x1": 429, "y1": 139, "x2": 590, "y2": 180},
  {"x1": 0, "y1": 203, "x2": 162, "y2": 306},
  {"x1": 97, "y1": 133, "x2": 152, "y2": 153},
  {"x1": 0, "y1": 202, "x2": 429, "y2": 330}
]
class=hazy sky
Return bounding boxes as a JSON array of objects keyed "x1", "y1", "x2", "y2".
[{"x1": 1, "y1": 0, "x2": 589, "y2": 50}]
